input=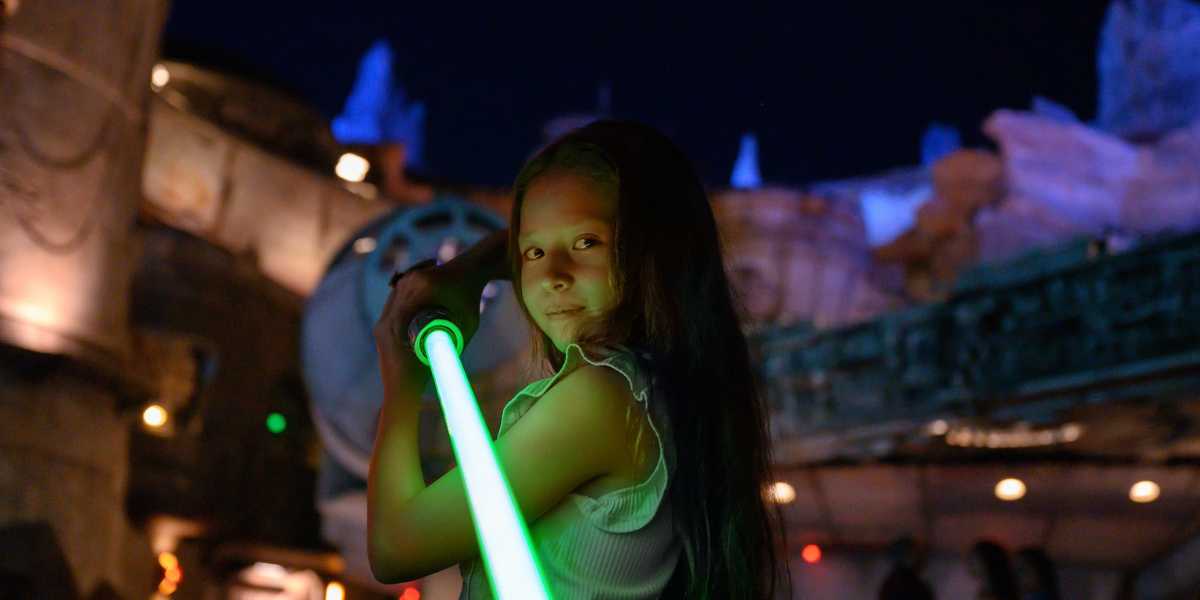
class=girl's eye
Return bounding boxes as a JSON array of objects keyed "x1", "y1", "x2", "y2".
[
  {"x1": 574, "y1": 237, "x2": 600, "y2": 250},
  {"x1": 523, "y1": 247, "x2": 543, "y2": 260}
]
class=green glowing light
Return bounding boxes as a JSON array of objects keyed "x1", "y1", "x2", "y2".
[
  {"x1": 417, "y1": 323, "x2": 552, "y2": 599},
  {"x1": 266, "y1": 412, "x2": 287, "y2": 434},
  {"x1": 412, "y1": 318, "x2": 464, "y2": 366}
]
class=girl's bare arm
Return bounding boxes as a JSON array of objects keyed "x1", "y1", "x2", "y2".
[
  {"x1": 367, "y1": 229, "x2": 633, "y2": 582},
  {"x1": 367, "y1": 230, "x2": 507, "y2": 581},
  {"x1": 366, "y1": 362, "x2": 636, "y2": 583}
]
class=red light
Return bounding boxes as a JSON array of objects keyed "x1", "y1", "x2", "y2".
[
  {"x1": 398, "y1": 588, "x2": 420, "y2": 600},
  {"x1": 802, "y1": 544, "x2": 822, "y2": 564}
]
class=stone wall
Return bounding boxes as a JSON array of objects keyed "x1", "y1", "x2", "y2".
[
  {"x1": 0, "y1": 1, "x2": 169, "y2": 597},
  {"x1": 0, "y1": 348, "x2": 154, "y2": 599}
]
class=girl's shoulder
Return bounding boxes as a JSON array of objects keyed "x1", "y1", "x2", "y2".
[
  {"x1": 501, "y1": 343, "x2": 676, "y2": 534},
  {"x1": 510, "y1": 343, "x2": 654, "y2": 408}
]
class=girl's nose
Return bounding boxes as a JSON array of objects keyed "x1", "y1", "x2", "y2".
[
  {"x1": 542, "y1": 272, "x2": 572, "y2": 292},
  {"x1": 541, "y1": 252, "x2": 574, "y2": 291}
]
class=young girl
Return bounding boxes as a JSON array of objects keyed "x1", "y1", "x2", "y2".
[{"x1": 369, "y1": 120, "x2": 791, "y2": 599}]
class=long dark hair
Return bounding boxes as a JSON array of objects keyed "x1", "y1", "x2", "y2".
[{"x1": 507, "y1": 120, "x2": 791, "y2": 598}]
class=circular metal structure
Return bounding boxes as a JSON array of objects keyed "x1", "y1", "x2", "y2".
[{"x1": 301, "y1": 197, "x2": 528, "y2": 482}]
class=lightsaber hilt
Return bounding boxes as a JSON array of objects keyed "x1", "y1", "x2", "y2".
[
  {"x1": 405, "y1": 306, "x2": 553, "y2": 599},
  {"x1": 407, "y1": 307, "x2": 465, "y2": 366}
]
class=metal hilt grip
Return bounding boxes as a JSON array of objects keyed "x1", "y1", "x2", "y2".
[{"x1": 407, "y1": 307, "x2": 465, "y2": 366}]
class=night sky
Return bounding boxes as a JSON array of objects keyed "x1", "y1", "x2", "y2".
[{"x1": 163, "y1": 1, "x2": 1114, "y2": 187}]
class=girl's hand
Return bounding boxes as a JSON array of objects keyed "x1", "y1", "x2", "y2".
[
  {"x1": 467, "y1": 228, "x2": 512, "y2": 283},
  {"x1": 372, "y1": 229, "x2": 511, "y2": 380}
]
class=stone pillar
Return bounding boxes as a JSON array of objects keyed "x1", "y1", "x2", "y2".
[
  {"x1": 0, "y1": 350, "x2": 157, "y2": 599},
  {"x1": 0, "y1": 1, "x2": 169, "y2": 598}
]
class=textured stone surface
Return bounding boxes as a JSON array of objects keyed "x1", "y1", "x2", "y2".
[
  {"x1": 982, "y1": 109, "x2": 1200, "y2": 265},
  {"x1": 0, "y1": 2, "x2": 166, "y2": 598},
  {"x1": 986, "y1": 110, "x2": 1134, "y2": 232},
  {"x1": 0, "y1": 357, "x2": 154, "y2": 599},
  {"x1": 711, "y1": 188, "x2": 905, "y2": 329},
  {"x1": 868, "y1": 150, "x2": 1003, "y2": 300},
  {"x1": 1097, "y1": 0, "x2": 1200, "y2": 138},
  {"x1": 143, "y1": 100, "x2": 392, "y2": 296},
  {"x1": 974, "y1": 201, "x2": 1088, "y2": 268},
  {"x1": 930, "y1": 150, "x2": 1005, "y2": 214},
  {"x1": 1122, "y1": 120, "x2": 1200, "y2": 232},
  {"x1": 0, "y1": 0, "x2": 167, "y2": 370}
]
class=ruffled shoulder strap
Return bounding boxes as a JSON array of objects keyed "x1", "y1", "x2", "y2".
[
  {"x1": 498, "y1": 343, "x2": 674, "y2": 533},
  {"x1": 498, "y1": 343, "x2": 650, "y2": 434}
]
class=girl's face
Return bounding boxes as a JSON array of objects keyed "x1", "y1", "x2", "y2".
[{"x1": 517, "y1": 171, "x2": 618, "y2": 352}]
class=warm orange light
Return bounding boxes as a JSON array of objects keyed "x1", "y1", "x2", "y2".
[
  {"x1": 399, "y1": 588, "x2": 421, "y2": 600},
  {"x1": 164, "y1": 567, "x2": 182, "y2": 583},
  {"x1": 325, "y1": 581, "x2": 346, "y2": 600},
  {"x1": 1130, "y1": 480, "x2": 1160, "y2": 503},
  {"x1": 157, "y1": 579, "x2": 178, "y2": 595},
  {"x1": 151, "y1": 64, "x2": 171, "y2": 89},
  {"x1": 157, "y1": 552, "x2": 178, "y2": 570},
  {"x1": 353, "y1": 237, "x2": 377, "y2": 254},
  {"x1": 994, "y1": 477, "x2": 1026, "y2": 501},
  {"x1": 766, "y1": 481, "x2": 796, "y2": 504},
  {"x1": 335, "y1": 153, "x2": 370, "y2": 182},
  {"x1": 143, "y1": 404, "x2": 169, "y2": 428},
  {"x1": 801, "y1": 544, "x2": 822, "y2": 564}
]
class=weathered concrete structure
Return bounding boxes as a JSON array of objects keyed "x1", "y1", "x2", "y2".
[{"x1": 0, "y1": 1, "x2": 168, "y2": 598}]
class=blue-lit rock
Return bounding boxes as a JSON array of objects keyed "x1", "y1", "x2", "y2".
[
  {"x1": 332, "y1": 39, "x2": 426, "y2": 169},
  {"x1": 980, "y1": 109, "x2": 1200, "y2": 265},
  {"x1": 1097, "y1": 0, "x2": 1200, "y2": 138},
  {"x1": 1031, "y1": 96, "x2": 1080, "y2": 124}
]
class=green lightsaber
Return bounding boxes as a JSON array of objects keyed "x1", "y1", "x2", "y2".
[{"x1": 408, "y1": 308, "x2": 553, "y2": 600}]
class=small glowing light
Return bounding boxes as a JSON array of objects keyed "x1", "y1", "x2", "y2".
[
  {"x1": 335, "y1": 152, "x2": 370, "y2": 182},
  {"x1": 766, "y1": 481, "x2": 796, "y2": 504},
  {"x1": 801, "y1": 544, "x2": 822, "y2": 564},
  {"x1": 1061, "y1": 423, "x2": 1083, "y2": 442},
  {"x1": 266, "y1": 412, "x2": 287, "y2": 434},
  {"x1": 994, "y1": 478, "x2": 1026, "y2": 501},
  {"x1": 1130, "y1": 480, "x2": 1160, "y2": 504},
  {"x1": 157, "y1": 579, "x2": 177, "y2": 595},
  {"x1": 353, "y1": 237, "x2": 377, "y2": 254},
  {"x1": 946, "y1": 422, "x2": 1084, "y2": 448},
  {"x1": 438, "y1": 238, "x2": 462, "y2": 264},
  {"x1": 164, "y1": 567, "x2": 182, "y2": 583},
  {"x1": 151, "y1": 64, "x2": 170, "y2": 89},
  {"x1": 143, "y1": 404, "x2": 168, "y2": 428},
  {"x1": 158, "y1": 552, "x2": 178, "y2": 570},
  {"x1": 324, "y1": 581, "x2": 345, "y2": 600},
  {"x1": 927, "y1": 419, "x2": 949, "y2": 436},
  {"x1": 399, "y1": 588, "x2": 421, "y2": 600}
]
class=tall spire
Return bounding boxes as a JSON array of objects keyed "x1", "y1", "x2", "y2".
[
  {"x1": 731, "y1": 132, "x2": 762, "y2": 189},
  {"x1": 332, "y1": 39, "x2": 426, "y2": 169},
  {"x1": 920, "y1": 122, "x2": 961, "y2": 166}
]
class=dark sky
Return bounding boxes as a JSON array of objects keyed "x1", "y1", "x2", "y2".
[{"x1": 163, "y1": 1, "x2": 1114, "y2": 186}]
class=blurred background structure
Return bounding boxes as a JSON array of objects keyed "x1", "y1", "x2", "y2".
[{"x1": 1, "y1": 1, "x2": 1199, "y2": 599}]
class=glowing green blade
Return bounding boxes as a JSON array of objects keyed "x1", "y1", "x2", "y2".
[{"x1": 421, "y1": 327, "x2": 552, "y2": 600}]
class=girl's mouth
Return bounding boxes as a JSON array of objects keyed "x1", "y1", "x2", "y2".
[{"x1": 546, "y1": 308, "x2": 584, "y2": 319}]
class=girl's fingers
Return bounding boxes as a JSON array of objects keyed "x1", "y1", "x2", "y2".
[
  {"x1": 377, "y1": 256, "x2": 486, "y2": 351},
  {"x1": 389, "y1": 258, "x2": 439, "y2": 288}
]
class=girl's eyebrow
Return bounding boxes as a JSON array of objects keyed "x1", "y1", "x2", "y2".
[{"x1": 518, "y1": 220, "x2": 611, "y2": 244}]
